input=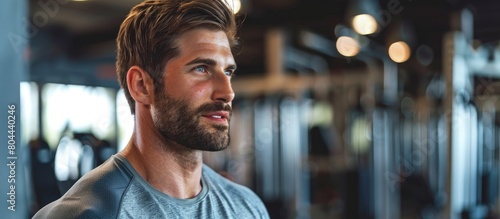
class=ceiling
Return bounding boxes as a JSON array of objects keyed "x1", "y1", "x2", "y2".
[{"x1": 27, "y1": 0, "x2": 500, "y2": 88}]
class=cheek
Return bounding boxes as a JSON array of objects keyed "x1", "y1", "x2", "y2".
[
  {"x1": 176, "y1": 84, "x2": 208, "y2": 98},
  {"x1": 192, "y1": 85, "x2": 210, "y2": 99},
  {"x1": 166, "y1": 78, "x2": 212, "y2": 101}
]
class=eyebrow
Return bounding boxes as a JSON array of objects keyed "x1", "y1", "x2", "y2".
[{"x1": 185, "y1": 58, "x2": 237, "y2": 70}]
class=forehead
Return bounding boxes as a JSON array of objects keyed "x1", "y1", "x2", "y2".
[{"x1": 177, "y1": 28, "x2": 231, "y2": 53}]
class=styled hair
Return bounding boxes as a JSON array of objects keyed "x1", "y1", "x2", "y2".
[{"x1": 116, "y1": 0, "x2": 238, "y2": 114}]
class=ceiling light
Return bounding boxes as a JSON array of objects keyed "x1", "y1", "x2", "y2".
[
  {"x1": 352, "y1": 14, "x2": 378, "y2": 35},
  {"x1": 388, "y1": 41, "x2": 411, "y2": 63},
  {"x1": 336, "y1": 36, "x2": 360, "y2": 57},
  {"x1": 225, "y1": 0, "x2": 241, "y2": 14}
]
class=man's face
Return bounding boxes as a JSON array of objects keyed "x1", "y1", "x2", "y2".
[{"x1": 152, "y1": 28, "x2": 236, "y2": 151}]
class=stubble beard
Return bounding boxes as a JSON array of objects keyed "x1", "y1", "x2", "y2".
[{"x1": 153, "y1": 91, "x2": 231, "y2": 152}]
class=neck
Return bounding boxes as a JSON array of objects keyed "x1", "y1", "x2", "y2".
[{"x1": 120, "y1": 126, "x2": 204, "y2": 199}]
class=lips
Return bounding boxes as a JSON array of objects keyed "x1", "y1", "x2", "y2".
[{"x1": 201, "y1": 111, "x2": 230, "y2": 123}]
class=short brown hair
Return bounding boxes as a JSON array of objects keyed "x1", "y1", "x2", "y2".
[{"x1": 116, "y1": 0, "x2": 238, "y2": 114}]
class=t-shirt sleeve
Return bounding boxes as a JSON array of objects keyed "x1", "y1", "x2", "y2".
[{"x1": 32, "y1": 157, "x2": 132, "y2": 219}]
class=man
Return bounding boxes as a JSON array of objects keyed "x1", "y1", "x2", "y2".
[{"x1": 33, "y1": 0, "x2": 269, "y2": 218}]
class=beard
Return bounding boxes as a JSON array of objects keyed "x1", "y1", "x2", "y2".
[{"x1": 152, "y1": 90, "x2": 231, "y2": 152}]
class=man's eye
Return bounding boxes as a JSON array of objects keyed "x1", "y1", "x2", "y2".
[
  {"x1": 224, "y1": 70, "x2": 233, "y2": 76},
  {"x1": 194, "y1": 66, "x2": 207, "y2": 73}
]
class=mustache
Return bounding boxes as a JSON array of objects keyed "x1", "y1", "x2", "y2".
[{"x1": 197, "y1": 102, "x2": 232, "y2": 114}]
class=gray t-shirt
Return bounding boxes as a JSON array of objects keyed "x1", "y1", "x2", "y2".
[{"x1": 33, "y1": 155, "x2": 269, "y2": 219}]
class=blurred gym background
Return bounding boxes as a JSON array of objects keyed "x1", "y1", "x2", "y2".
[{"x1": 1, "y1": 0, "x2": 500, "y2": 218}]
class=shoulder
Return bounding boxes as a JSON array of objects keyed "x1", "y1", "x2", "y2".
[
  {"x1": 202, "y1": 165, "x2": 269, "y2": 218},
  {"x1": 33, "y1": 156, "x2": 133, "y2": 219}
]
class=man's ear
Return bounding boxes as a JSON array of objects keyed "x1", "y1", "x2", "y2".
[{"x1": 126, "y1": 66, "x2": 156, "y2": 106}]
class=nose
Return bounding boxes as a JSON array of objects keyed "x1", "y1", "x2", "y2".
[{"x1": 211, "y1": 72, "x2": 235, "y2": 103}]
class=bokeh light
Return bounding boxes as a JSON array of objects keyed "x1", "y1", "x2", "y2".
[
  {"x1": 388, "y1": 41, "x2": 411, "y2": 63},
  {"x1": 352, "y1": 14, "x2": 378, "y2": 35},
  {"x1": 336, "y1": 36, "x2": 360, "y2": 57}
]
